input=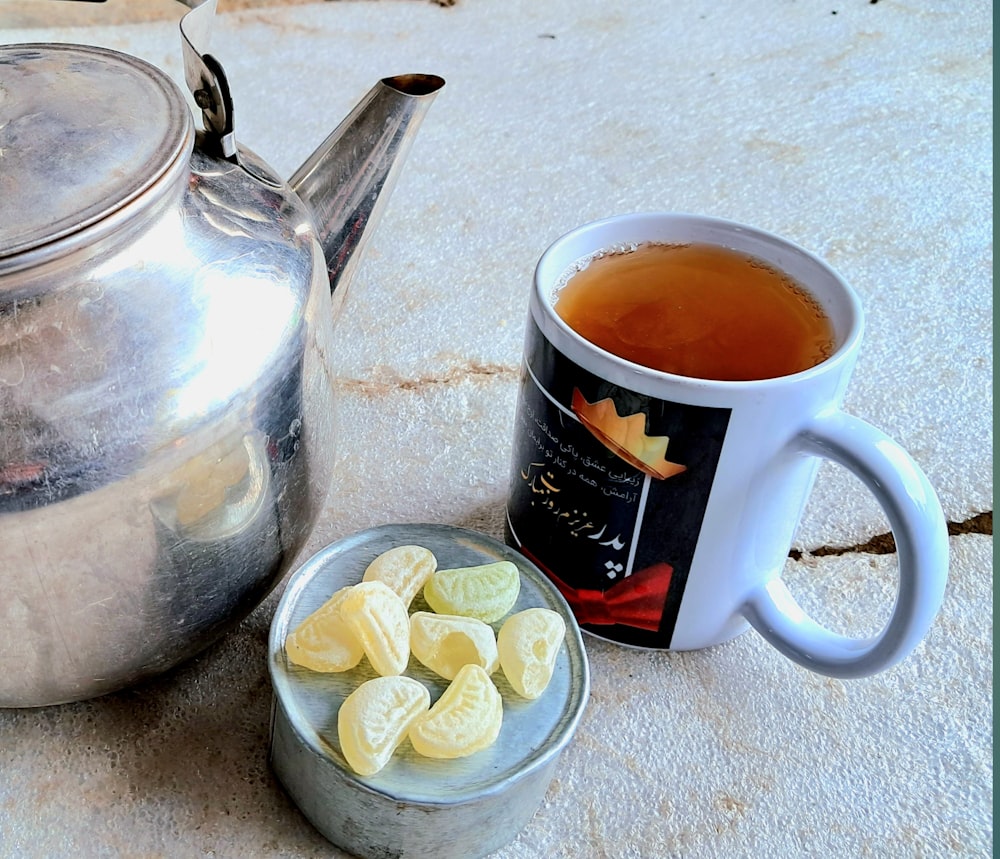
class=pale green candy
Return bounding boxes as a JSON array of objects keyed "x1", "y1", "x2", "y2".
[{"x1": 423, "y1": 561, "x2": 520, "y2": 623}]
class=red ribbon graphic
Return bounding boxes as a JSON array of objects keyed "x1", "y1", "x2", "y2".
[{"x1": 521, "y1": 548, "x2": 673, "y2": 632}]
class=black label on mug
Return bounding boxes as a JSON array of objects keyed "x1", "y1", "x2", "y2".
[{"x1": 505, "y1": 317, "x2": 731, "y2": 648}]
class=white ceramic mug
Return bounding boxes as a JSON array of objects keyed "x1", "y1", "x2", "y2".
[{"x1": 504, "y1": 212, "x2": 949, "y2": 678}]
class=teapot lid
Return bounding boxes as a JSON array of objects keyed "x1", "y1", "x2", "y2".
[{"x1": 0, "y1": 43, "x2": 192, "y2": 261}]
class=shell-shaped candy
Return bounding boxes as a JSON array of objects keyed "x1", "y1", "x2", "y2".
[
  {"x1": 422, "y1": 561, "x2": 520, "y2": 623},
  {"x1": 497, "y1": 608, "x2": 565, "y2": 699},
  {"x1": 339, "y1": 581, "x2": 410, "y2": 676},
  {"x1": 338, "y1": 675, "x2": 430, "y2": 776},
  {"x1": 363, "y1": 544, "x2": 438, "y2": 607},
  {"x1": 408, "y1": 663, "x2": 503, "y2": 759},
  {"x1": 409, "y1": 611, "x2": 499, "y2": 680},
  {"x1": 285, "y1": 586, "x2": 364, "y2": 673}
]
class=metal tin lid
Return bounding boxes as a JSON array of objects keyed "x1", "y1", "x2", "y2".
[
  {"x1": 0, "y1": 43, "x2": 192, "y2": 260},
  {"x1": 268, "y1": 524, "x2": 590, "y2": 858}
]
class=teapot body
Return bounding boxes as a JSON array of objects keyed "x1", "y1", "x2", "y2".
[
  {"x1": 0, "y1": 32, "x2": 443, "y2": 706},
  {"x1": 0, "y1": 134, "x2": 337, "y2": 706}
]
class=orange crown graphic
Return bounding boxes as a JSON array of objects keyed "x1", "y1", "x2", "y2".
[{"x1": 571, "y1": 390, "x2": 687, "y2": 480}]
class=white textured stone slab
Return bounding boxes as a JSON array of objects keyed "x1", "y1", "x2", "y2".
[{"x1": 0, "y1": 2, "x2": 991, "y2": 857}]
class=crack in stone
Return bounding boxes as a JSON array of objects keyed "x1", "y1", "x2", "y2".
[
  {"x1": 338, "y1": 363, "x2": 517, "y2": 397},
  {"x1": 788, "y1": 511, "x2": 992, "y2": 560}
]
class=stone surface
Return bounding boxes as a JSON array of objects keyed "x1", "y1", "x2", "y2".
[
  {"x1": 0, "y1": 0, "x2": 992, "y2": 856},
  {"x1": 1, "y1": 0, "x2": 352, "y2": 28},
  {"x1": 0, "y1": 534, "x2": 991, "y2": 857}
]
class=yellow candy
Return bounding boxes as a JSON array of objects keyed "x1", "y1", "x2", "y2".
[
  {"x1": 339, "y1": 581, "x2": 411, "y2": 676},
  {"x1": 497, "y1": 608, "x2": 566, "y2": 699},
  {"x1": 409, "y1": 611, "x2": 499, "y2": 681},
  {"x1": 408, "y1": 663, "x2": 503, "y2": 759},
  {"x1": 363, "y1": 545, "x2": 438, "y2": 607},
  {"x1": 338, "y1": 675, "x2": 430, "y2": 776},
  {"x1": 285, "y1": 586, "x2": 364, "y2": 673},
  {"x1": 422, "y1": 561, "x2": 521, "y2": 623}
]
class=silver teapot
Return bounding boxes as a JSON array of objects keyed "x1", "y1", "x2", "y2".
[{"x1": 0, "y1": 0, "x2": 443, "y2": 706}]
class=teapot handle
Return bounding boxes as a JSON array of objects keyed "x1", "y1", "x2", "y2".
[
  {"x1": 177, "y1": 0, "x2": 238, "y2": 160},
  {"x1": 52, "y1": 1, "x2": 238, "y2": 159}
]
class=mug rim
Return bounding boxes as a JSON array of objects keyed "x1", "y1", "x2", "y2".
[{"x1": 533, "y1": 211, "x2": 865, "y2": 391}]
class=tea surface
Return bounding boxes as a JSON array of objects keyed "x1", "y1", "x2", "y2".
[{"x1": 553, "y1": 242, "x2": 835, "y2": 381}]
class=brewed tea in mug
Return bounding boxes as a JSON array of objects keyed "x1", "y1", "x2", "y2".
[{"x1": 553, "y1": 242, "x2": 835, "y2": 382}]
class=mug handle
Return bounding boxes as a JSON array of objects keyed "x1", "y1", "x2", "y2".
[{"x1": 741, "y1": 409, "x2": 949, "y2": 679}]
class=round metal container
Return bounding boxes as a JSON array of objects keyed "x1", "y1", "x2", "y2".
[{"x1": 268, "y1": 523, "x2": 590, "y2": 859}]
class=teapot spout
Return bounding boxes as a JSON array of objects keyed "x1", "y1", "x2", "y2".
[{"x1": 290, "y1": 74, "x2": 445, "y2": 298}]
